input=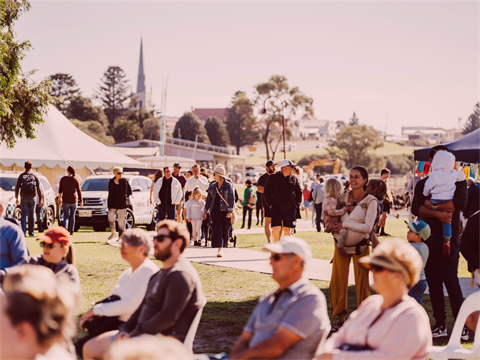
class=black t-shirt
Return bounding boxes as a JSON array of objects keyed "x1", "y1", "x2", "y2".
[
  {"x1": 257, "y1": 172, "x2": 270, "y2": 188},
  {"x1": 160, "y1": 177, "x2": 173, "y2": 206},
  {"x1": 108, "y1": 178, "x2": 132, "y2": 209},
  {"x1": 411, "y1": 177, "x2": 467, "y2": 239}
]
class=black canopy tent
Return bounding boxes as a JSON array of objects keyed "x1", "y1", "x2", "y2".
[{"x1": 413, "y1": 129, "x2": 480, "y2": 163}]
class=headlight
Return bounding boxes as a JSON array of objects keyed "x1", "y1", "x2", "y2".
[{"x1": 102, "y1": 198, "x2": 108, "y2": 207}]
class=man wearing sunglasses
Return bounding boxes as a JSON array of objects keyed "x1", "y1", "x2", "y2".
[
  {"x1": 231, "y1": 236, "x2": 329, "y2": 360},
  {"x1": 83, "y1": 220, "x2": 204, "y2": 360}
]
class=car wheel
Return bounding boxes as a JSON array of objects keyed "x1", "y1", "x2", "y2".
[
  {"x1": 93, "y1": 223, "x2": 107, "y2": 232},
  {"x1": 13, "y1": 207, "x2": 21, "y2": 223},
  {"x1": 58, "y1": 209, "x2": 64, "y2": 227},
  {"x1": 146, "y1": 208, "x2": 157, "y2": 231},
  {"x1": 116, "y1": 209, "x2": 135, "y2": 230},
  {"x1": 42, "y1": 206, "x2": 55, "y2": 229},
  {"x1": 74, "y1": 220, "x2": 81, "y2": 232}
]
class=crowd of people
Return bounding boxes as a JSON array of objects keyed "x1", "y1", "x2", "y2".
[{"x1": 0, "y1": 144, "x2": 479, "y2": 360}]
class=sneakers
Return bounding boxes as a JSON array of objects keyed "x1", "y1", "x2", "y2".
[
  {"x1": 442, "y1": 239, "x2": 451, "y2": 256},
  {"x1": 107, "y1": 233, "x2": 117, "y2": 241},
  {"x1": 432, "y1": 323, "x2": 448, "y2": 338},
  {"x1": 461, "y1": 326, "x2": 469, "y2": 341},
  {"x1": 217, "y1": 248, "x2": 224, "y2": 258}
]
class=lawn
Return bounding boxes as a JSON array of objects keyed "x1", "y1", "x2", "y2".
[{"x1": 23, "y1": 218, "x2": 472, "y2": 354}]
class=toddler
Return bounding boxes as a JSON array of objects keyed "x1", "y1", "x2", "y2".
[
  {"x1": 185, "y1": 187, "x2": 205, "y2": 246},
  {"x1": 322, "y1": 178, "x2": 348, "y2": 249},
  {"x1": 406, "y1": 220, "x2": 430, "y2": 304},
  {"x1": 423, "y1": 151, "x2": 465, "y2": 256}
]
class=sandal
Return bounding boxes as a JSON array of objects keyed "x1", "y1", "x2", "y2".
[{"x1": 330, "y1": 322, "x2": 344, "y2": 333}]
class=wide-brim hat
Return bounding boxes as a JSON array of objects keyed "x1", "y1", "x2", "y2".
[{"x1": 213, "y1": 164, "x2": 227, "y2": 177}]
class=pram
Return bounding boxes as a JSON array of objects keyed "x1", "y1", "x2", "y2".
[{"x1": 202, "y1": 215, "x2": 237, "y2": 247}]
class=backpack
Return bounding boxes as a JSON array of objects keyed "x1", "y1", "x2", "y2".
[
  {"x1": 248, "y1": 189, "x2": 256, "y2": 204},
  {"x1": 21, "y1": 173, "x2": 36, "y2": 197}
]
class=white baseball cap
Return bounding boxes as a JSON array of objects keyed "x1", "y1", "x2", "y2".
[
  {"x1": 264, "y1": 236, "x2": 312, "y2": 263},
  {"x1": 280, "y1": 159, "x2": 297, "y2": 168}
]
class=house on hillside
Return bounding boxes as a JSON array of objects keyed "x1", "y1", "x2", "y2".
[{"x1": 293, "y1": 114, "x2": 342, "y2": 140}]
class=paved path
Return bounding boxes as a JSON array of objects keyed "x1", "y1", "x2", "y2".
[{"x1": 108, "y1": 226, "x2": 478, "y2": 297}]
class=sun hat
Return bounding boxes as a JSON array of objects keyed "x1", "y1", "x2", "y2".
[
  {"x1": 213, "y1": 164, "x2": 227, "y2": 177},
  {"x1": 264, "y1": 236, "x2": 312, "y2": 264},
  {"x1": 37, "y1": 227, "x2": 71, "y2": 246},
  {"x1": 280, "y1": 159, "x2": 297, "y2": 168},
  {"x1": 266, "y1": 160, "x2": 276, "y2": 167},
  {"x1": 360, "y1": 239, "x2": 422, "y2": 288},
  {"x1": 405, "y1": 220, "x2": 431, "y2": 241}
]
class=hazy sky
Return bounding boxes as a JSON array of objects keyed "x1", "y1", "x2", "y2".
[{"x1": 18, "y1": 0, "x2": 479, "y2": 135}]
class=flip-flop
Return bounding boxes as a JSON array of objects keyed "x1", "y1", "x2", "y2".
[{"x1": 330, "y1": 322, "x2": 344, "y2": 333}]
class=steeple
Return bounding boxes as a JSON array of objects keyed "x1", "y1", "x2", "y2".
[{"x1": 136, "y1": 38, "x2": 146, "y2": 93}]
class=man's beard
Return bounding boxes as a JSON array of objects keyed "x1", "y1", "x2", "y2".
[{"x1": 154, "y1": 243, "x2": 173, "y2": 261}]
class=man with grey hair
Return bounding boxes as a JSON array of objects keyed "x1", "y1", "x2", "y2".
[
  {"x1": 0, "y1": 189, "x2": 29, "y2": 270},
  {"x1": 231, "y1": 236, "x2": 330, "y2": 360}
]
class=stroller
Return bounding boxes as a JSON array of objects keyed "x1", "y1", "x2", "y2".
[{"x1": 203, "y1": 215, "x2": 237, "y2": 248}]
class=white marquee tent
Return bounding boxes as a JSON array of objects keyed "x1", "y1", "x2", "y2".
[{"x1": 0, "y1": 105, "x2": 145, "y2": 186}]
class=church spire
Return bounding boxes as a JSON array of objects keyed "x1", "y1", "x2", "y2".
[{"x1": 136, "y1": 38, "x2": 146, "y2": 93}]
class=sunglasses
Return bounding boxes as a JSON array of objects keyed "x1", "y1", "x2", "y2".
[
  {"x1": 116, "y1": 172, "x2": 123, "y2": 175},
  {"x1": 370, "y1": 264, "x2": 386, "y2": 273},
  {"x1": 39, "y1": 241, "x2": 63, "y2": 249},
  {"x1": 270, "y1": 253, "x2": 294, "y2": 261},
  {"x1": 153, "y1": 234, "x2": 171, "y2": 243}
]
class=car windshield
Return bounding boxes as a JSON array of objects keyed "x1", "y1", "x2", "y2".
[
  {"x1": 81, "y1": 178, "x2": 110, "y2": 192},
  {"x1": 246, "y1": 172, "x2": 256, "y2": 176},
  {"x1": 0, "y1": 177, "x2": 17, "y2": 191}
]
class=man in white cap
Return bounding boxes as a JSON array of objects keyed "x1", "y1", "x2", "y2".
[
  {"x1": 231, "y1": 236, "x2": 329, "y2": 360},
  {"x1": 263, "y1": 159, "x2": 302, "y2": 242}
]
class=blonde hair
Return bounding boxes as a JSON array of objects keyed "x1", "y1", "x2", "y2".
[
  {"x1": 370, "y1": 239, "x2": 423, "y2": 288},
  {"x1": 2, "y1": 265, "x2": 79, "y2": 347},
  {"x1": 112, "y1": 166, "x2": 123, "y2": 174},
  {"x1": 192, "y1": 186, "x2": 203, "y2": 198},
  {"x1": 106, "y1": 334, "x2": 192, "y2": 360},
  {"x1": 324, "y1": 178, "x2": 343, "y2": 198}
]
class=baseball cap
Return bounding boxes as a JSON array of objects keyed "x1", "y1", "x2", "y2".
[
  {"x1": 264, "y1": 236, "x2": 312, "y2": 263},
  {"x1": 266, "y1": 160, "x2": 276, "y2": 167},
  {"x1": 173, "y1": 163, "x2": 182, "y2": 168},
  {"x1": 37, "y1": 227, "x2": 71, "y2": 246},
  {"x1": 405, "y1": 220, "x2": 431, "y2": 241},
  {"x1": 280, "y1": 159, "x2": 297, "y2": 168}
]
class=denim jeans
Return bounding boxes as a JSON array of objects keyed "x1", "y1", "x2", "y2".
[
  {"x1": 21, "y1": 199, "x2": 36, "y2": 235},
  {"x1": 35, "y1": 204, "x2": 43, "y2": 232},
  {"x1": 242, "y1": 206, "x2": 253, "y2": 228},
  {"x1": 408, "y1": 279, "x2": 427, "y2": 304},
  {"x1": 156, "y1": 204, "x2": 176, "y2": 221},
  {"x1": 63, "y1": 203, "x2": 77, "y2": 233},
  {"x1": 430, "y1": 199, "x2": 452, "y2": 239}
]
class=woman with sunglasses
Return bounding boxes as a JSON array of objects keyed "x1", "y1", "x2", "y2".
[
  {"x1": 317, "y1": 239, "x2": 431, "y2": 360},
  {"x1": 0, "y1": 226, "x2": 79, "y2": 286},
  {"x1": 108, "y1": 166, "x2": 132, "y2": 240}
]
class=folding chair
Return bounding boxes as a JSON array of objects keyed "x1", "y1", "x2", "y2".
[{"x1": 184, "y1": 296, "x2": 208, "y2": 353}]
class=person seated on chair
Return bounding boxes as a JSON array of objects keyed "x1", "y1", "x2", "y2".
[
  {"x1": 317, "y1": 239, "x2": 432, "y2": 360},
  {"x1": 230, "y1": 236, "x2": 330, "y2": 360},
  {"x1": 75, "y1": 228, "x2": 159, "y2": 358},
  {"x1": 83, "y1": 220, "x2": 204, "y2": 360}
]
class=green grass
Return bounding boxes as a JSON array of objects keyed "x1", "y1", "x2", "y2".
[{"x1": 23, "y1": 218, "x2": 472, "y2": 353}]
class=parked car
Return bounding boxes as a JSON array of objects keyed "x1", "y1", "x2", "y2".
[
  {"x1": 69, "y1": 173, "x2": 156, "y2": 232},
  {"x1": 1, "y1": 171, "x2": 56, "y2": 229},
  {"x1": 245, "y1": 171, "x2": 259, "y2": 184}
]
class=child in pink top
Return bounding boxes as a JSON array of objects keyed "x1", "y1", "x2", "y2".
[{"x1": 322, "y1": 178, "x2": 347, "y2": 249}]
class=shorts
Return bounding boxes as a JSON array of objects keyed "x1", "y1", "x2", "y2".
[
  {"x1": 271, "y1": 206, "x2": 296, "y2": 228},
  {"x1": 304, "y1": 200, "x2": 311, "y2": 208},
  {"x1": 382, "y1": 201, "x2": 391, "y2": 214},
  {"x1": 263, "y1": 204, "x2": 272, "y2": 218},
  {"x1": 176, "y1": 202, "x2": 182, "y2": 212}
]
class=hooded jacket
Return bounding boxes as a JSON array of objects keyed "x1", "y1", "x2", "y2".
[{"x1": 423, "y1": 151, "x2": 465, "y2": 200}]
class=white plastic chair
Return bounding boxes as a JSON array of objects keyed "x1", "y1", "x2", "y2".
[
  {"x1": 184, "y1": 296, "x2": 207, "y2": 353},
  {"x1": 314, "y1": 324, "x2": 332, "y2": 357},
  {"x1": 429, "y1": 290, "x2": 480, "y2": 360}
]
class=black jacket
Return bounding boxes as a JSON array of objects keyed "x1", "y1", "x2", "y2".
[
  {"x1": 263, "y1": 172, "x2": 302, "y2": 211},
  {"x1": 108, "y1": 178, "x2": 132, "y2": 209}
]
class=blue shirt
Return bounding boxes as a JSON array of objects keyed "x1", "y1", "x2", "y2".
[{"x1": 0, "y1": 217, "x2": 29, "y2": 270}]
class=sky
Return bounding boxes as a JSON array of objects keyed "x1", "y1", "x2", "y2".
[{"x1": 17, "y1": 0, "x2": 479, "y2": 135}]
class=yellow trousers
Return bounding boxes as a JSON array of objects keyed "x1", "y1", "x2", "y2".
[{"x1": 329, "y1": 245, "x2": 371, "y2": 316}]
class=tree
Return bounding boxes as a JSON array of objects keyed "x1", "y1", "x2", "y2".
[
  {"x1": 254, "y1": 75, "x2": 313, "y2": 160},
  {"x1": 327, "y1": 124, "x2": 384, "y2": 169},
  {"x1": 225, "y1": 91, "x2": 259, "y2": 155},
  {"x1": 70, "y1": 119, "x2": 114, "y2": 145},
  {"x1": 0, "y1": 0, "x2": 53, "y2": 148},
  {"x1": 111, "y1": 119, "x2": 143, "y2": 143},
  {"x1": 142, "y1": 117, "x2": 160, "y2": 140},
  {"x1": 48, "y1": 73, "x2": 80, "y2": 114},
  {"x1": 65, "y1": 96, "x2": 108, "y2": 127},
  {"x1": 205, "y1": 116, "x2": 230, "y2": 148},
  {"x1": 462, "y1": 102, "x2": 480, "y2": 135},
  {"x1": 94, "y1": 66, "x2": 130, "y2": 126},
  {"x1": 349, "y1": 112, "x2": 359, "y2": 126},
  {"x1": 173, "y1": 112, "x2": 210, "y2": 144}
]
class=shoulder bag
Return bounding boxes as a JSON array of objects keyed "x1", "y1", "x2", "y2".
[{"x1": 215, "y1": 186, "x2": 237, "y2": 225}]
